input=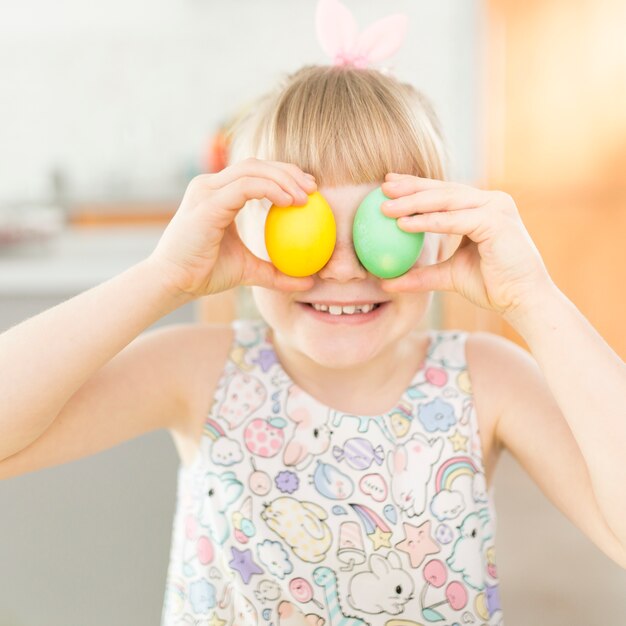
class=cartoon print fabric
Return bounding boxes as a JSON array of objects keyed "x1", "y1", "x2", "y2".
[{"x1": 161, "y1": 319, "x2": 503, "y2": 626}]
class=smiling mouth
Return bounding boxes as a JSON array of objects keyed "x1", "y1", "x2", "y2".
[
  {"x1": 312, "y1": 303, "x2": 381, "y2": 315},
  {"x1": 298, "y1": 300, "x2": 389, "y2": 320},
  {"x1": 298, "y1": 302, "x2": 387, "y2": 316}
]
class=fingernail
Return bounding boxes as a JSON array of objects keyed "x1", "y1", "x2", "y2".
[
  {"x1": 385, "y1": 181, "x2": 400, "y2": 188},
  {"x1": 384, "y1": 200, "x2": 396, "y2": 209}
]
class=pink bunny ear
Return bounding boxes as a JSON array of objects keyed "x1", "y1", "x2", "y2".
[
  {"x1": 394, "y1": 446, "x2": 407, "y2": 472},
  {"x1": 316, "y1": 0, "x2": 358, "y2": 58},
  {"x1": 355, "y1": 14, "x2": 409, "y2": 63},
  {"x1": 283, "y1": 440, "x2": 305, "y2": 466}
]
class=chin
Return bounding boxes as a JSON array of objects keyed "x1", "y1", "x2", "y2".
[{"x1": 293, "y1": 327, "x2": 386, "y2": 370}]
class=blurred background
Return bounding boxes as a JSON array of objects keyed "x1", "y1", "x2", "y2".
[{"x1": 0, "y1": 0, "x2": 624, "y2": 624}]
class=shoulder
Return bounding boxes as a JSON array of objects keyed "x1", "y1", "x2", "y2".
[
  {"x1": 465, "y1": 329, "x2": 544, "y2": 429},
  {"x1": 465, "y1": 331, "x2": 532, "y2": 420},
  {"x1": 465, "y1": 330, "x2": 537, "y2": 420},
  {"x1": 152, "y1": 322, "x2": 235, "y2": 439},
  {"x1": 145, "y1": 321, "x2": 234, "y2": 373},
  {"x1": 462, "y1": 330, "x2": 532, "y2": 483}
]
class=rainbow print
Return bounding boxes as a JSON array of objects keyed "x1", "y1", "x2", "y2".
[
  {"x1": 390, "y1": 399, "x2": 414, "y2": 420},
  {"x1": 349, "y1": 503, "x2": 391, "y2": 534},
  {"x1": 434, "y1": 456, "x2": 479, "y2": 493},
  {"x1": 203, "y1": 417, "x2": 226, "y2": 441}
]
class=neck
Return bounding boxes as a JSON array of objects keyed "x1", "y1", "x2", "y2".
[{"x1": 268, "y1": 326, "x2": 430, "y2": 416}]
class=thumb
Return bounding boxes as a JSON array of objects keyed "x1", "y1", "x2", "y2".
[
  {"x1": 381, "y1": 257, "x2": 455, "y2": 293},
  {"x1": 241, "y1": 251, "x2": 315, "y2": 292}
]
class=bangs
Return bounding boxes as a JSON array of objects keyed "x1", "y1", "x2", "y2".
[{"x1": 228, "y1": 65, "x2": 448, "y2": 187}]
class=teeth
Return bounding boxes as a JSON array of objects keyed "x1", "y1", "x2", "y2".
[{"x1": 311, "y1": 303, "x2": 379, "y2": 315}]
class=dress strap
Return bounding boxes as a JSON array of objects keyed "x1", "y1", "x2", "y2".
[{"x1": 427, "y1": 329, "x2": 471, "y2": 371}]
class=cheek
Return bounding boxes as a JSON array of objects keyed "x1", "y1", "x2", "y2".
[
  {"x1": 237, "y1": 203, "x2": 270, "y2": 261},
  {"x1": 396, "y1": 291, "x2": 434, "y2": 321},
  {"x1": 415, "y1": 233, "x2": 440, "y2": 267},
  {"x1": 251, "y1": 287, "x2": 291, "y2": 324},
  {"x1": 252, "y1": 233, "x2": 271, "y2": 262}
]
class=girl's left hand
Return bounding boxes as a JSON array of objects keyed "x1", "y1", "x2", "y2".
[{"x1": 380, "y1": 173, "x2": 553, "y2": 319}]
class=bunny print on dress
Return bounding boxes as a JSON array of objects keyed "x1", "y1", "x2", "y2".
[
  {"x1": 347, "y1": 552, "x2": 414, "y2": 614},
  {"x1": 386, "y1": 433, "x2": 444, "y2": 517},
  {"x1": 161, "y1": 320, "x2": 503, "y2": 625},
  {"x1": 282, "y1": 385, "x2": 333, "y2": 469},
  {"x1": 261, "y1": 496, "x2": 333, "y2": 563}
]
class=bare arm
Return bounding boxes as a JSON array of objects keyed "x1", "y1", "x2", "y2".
[
  {"x1": 376, "y1": 170, "x2": 626, "y2": 566},
  {"x1": 0, "y1": 257, "x2": 192, "y2": 462},
  {"x1": 503, "y1": 281, "x2": 626, "y2": 559},
  {"x1": 469, "y1": 331, "x2": 626, "y2": 569},
  {"x1": 0, "y1": 159, "x2": 316, "y2": 468}
]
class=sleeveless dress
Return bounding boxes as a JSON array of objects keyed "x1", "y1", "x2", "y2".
[{"x1": 161, "y1": 319, "x2": 503, "y2": 626}]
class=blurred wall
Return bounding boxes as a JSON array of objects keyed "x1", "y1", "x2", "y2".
[
  {"x1": 4, "y1": 2, "x2": 622, "y2": 625},
  {"x1": 442, "y1": 0, "x2": 626, "y2": 361},
  {"x1": 0, "y1": 0, "x2": 482, "y2": 208},
  {"x1": 486, "y1": 1, "x2": 626, "y2": 623},
  {"x1": 0, "y1": 2, "x2": 484, "y2": 625}
]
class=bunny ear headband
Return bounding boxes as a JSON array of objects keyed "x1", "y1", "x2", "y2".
[
  {"x1": 205, "y1": 0, "x2": 408, "y2": 172},
  {"x1": 315, "y1": 0, "x2": 409, "y2": 73}
]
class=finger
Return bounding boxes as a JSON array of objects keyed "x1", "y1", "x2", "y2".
[
  {"x1": 393, "y1": 206, "x2": 490, "y2": 243},
  {"x1": 266, "y1": 160, "x2": 318, "y2": 188},
  {"x1": 381, "y1": 187, "x2": 489, "y2": 216},
  {"x1": 384, "y1": 173, "x2": 448, "y2": 190},
  {"x1": 209, "y1": 176, "x2": 302, "y2": 219},
  {"x1": 381, "y1": 257, "x2": 455, "y2": 293},
  {"x1": 212, "y1": 158, "x2": 317, "y2": 193},
  {"x1": 242, "y1": 253, "x2": 315, "y2": 292},
  {"x1": 210, "y1": 158, "x2": 317, "y2": 202}
]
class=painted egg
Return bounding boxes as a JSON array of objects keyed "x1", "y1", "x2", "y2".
[
  {"x1": 265, "y1": 191, "x2": 336, "y2": 277},
  {"x1": 353, "y1": 186, "x2": 424, "y2": 278}
]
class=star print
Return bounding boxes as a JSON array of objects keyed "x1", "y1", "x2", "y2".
[
  {"x1": 395, "y1": 520, "x2": 440, "y2": 568},
  {"x1": 448, "y1": 429, "x2": 468, "y2": 452},
  {"x1": 252, "y1": 348, "x2": 278, "y2": 372},
  {"x1": 368, "y1": 526, "x2": 393, "y2": 550},
  {"x1": 228, "y1": 546, "x2": 263, "y2": 584},
  {"x1": 207, "y1": 612, "x2": 227, "y2": 626}
]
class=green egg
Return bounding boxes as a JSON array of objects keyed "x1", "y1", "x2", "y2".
[{"x1": 353, "y1": 186, "x2": 425, "y2": 279}]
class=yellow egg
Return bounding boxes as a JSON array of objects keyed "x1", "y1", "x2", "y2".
[{"x1": 264, "y1": 191, "x2": 336, "y2": 277}]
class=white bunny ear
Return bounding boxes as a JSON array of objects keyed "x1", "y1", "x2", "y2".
[
  {"x1": 355, "y1": 13, "x2": 409, "y2": 63},
  {"x1": 385, "y1": 550, "x2": 401, "y2": 569},
  {"x1": 369, "y1": 553, "x2": 391, "y2": 576},
  {"x1": 316, "y1": 0, "x2": 359, "y2": 58}
]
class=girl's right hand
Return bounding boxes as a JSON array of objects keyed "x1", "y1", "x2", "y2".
[{"x1": 147, "y1": 158, "x2": 317, "y2": 299}]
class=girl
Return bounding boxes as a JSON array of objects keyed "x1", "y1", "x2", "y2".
[{"x1": 1, "y1": 67, "x2": 625, "y2": 626}]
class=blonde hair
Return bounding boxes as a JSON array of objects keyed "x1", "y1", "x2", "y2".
[{"x1": 227, "y1": 64, "x2": 450, "y2": 247}]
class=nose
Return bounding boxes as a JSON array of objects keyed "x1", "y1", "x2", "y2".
[{"x1": 317, "y1": 236, "x2": 369, "y2": 282}]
